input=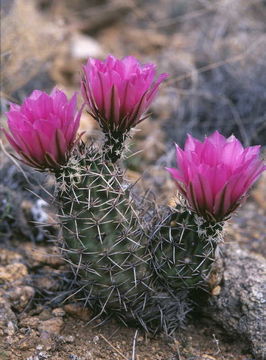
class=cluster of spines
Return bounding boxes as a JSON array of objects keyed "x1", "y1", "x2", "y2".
[
  {"x1": 52, "y1": 145, "x2": 195, "y2": 333},
  {"x1": 55, "y1": 146, "x2": 152, "y2": 314},
  {"x1": 3, "y1": 54, "x2": 264, "y2": 337},
  {"x1": 149, "y1": 204, "x2": 224, "y2": 293}
]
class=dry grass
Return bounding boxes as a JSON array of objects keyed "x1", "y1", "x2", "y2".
[{"x1": 147, "y1": 0, "x2": 266, "y2": 147}]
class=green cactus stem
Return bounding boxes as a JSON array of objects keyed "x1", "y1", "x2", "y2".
[
  {"x1": 55, "y1": 145, "x2": 153, "y2": 317},
  {"x1": 150, "y1": 204, "x2": 224, "y2": 292},
  {"x1": 53, "y1": 144, "x2": 222, "y2": 333}
]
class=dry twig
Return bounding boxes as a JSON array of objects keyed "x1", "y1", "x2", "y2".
[{"x1": 99, "y1": 334, "x2": 128, "y2": 360}]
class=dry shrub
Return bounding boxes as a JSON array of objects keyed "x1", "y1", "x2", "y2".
[{"x1": 147, "y1": 0, "x2": 266, "y2": 147}]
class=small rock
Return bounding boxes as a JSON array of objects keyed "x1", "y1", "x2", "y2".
[
  {"x1": 28, "y1": 304, "x2": 43, "y2": 314},
  {"x1": 211, "y1": 285, "x2": 221, "y2": 296},
  {"x1": 16, "y1": 336, "x2": 36, "y2": 350},
  {"x1": 70, "y1": 32, "x2": 104, "y2": 59},
  {"x1": 38, "y1": 317, "x2": 64, "y2": 335},
  {"x1": 6, "y1": 320, "x2": 16, "y2": 336},
  {"x1": 92, "y1": 335, "x2": 99, "y2": 344},
  {"x1": 38, "y1": 308, "x2": 53, "y2": 321},
  {"x1": 20, "y1": 316, "x2": 40, "y2": 329},
  {"x1": 0, "y1": 249, "x2": 23, "y2": 265},
  {"x1": 0, "y1": 298, "x2": 17, "y2": 330},
  {"x1": 31, "y1": 199, "x2": 49, "y2": 224},
  {"x1": 64, "y1": 303, "x2": 92, "y2": 321},
  {"x1": 59, "y1": 334, "x2": 75, "y2": 343},
  {"x1": 24, "y1": 243, "x2": 64, "y2": 268},
  {"x1": 34, "y1": 271, "x2": 62, "y2": 291},
  {"x1": 38, "y1": 352, "x2": 50, "y2": 359},
  {"x1": 0, "y1": 263, "x2": 28, "y2": 283},
  {"x1": 52, "y1": 307, "x2": 66, "y2": 317},
  {"x1": 39, "y1": 331, "x2": 53, "y2": 351},
  {"x1": 7, "y1": 286, "x2": 35, "y2": 311},
  {"x1": 68, "y1": 355, "x2": 81, "y2": 360}
]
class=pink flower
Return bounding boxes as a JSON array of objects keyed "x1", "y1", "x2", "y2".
[
  {"x1": 81, "y1": 55, "x2": 168, "y2": 134},
  {"x1": 167, "y1": 131, "x2": 265, "y2": 221},
  {"x1": 3, "y1": 89, "x2": 81, "y2": 171}
]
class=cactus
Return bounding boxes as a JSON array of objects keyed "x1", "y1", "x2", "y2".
[
  {"x1": 2, "y1": 56, "x2": 265, "y2": 336},
  {"x1": 55, "y1": 144, "x2": 152, "y2": 315},
  {"x1": 150, "y1": 203, "x2": 223, "y2": 292},
  {"x1": 54, "y1": 144, "x2": 191, "y2": 333}
]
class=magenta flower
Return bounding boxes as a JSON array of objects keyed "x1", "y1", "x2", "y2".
[
  {"x1": 81, "y1": 55, "x2": 168, "y2": 134},
  {"x1": 167, "y1": 131, "x2": 265, "y2": 221},
  {"x1": 3, "y1": 89, "x2": 81, "y2": 171}
]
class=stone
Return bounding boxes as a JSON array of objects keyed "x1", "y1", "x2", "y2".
[
  {"x1": 58, "y1": 335, "x2": 75, "y2": 343},
  {"x1": 70, "y1": 33, "x2": 104, "y2": 60},
  {"x1": 33, "y1": 271, "x2": 62, "y2": 292},
  {"x1": 16, "y1": 336, "x2": 36, "y2": 351},
  {"x1": 7, "y1": 286, "x2": 35, "y2": 312},
  {"x1": 38, "y1": 317, "x2": 64, "y2": 335},
  {"x1": 0, "y1": 263, "x2": 28, "y2": 283},
  {"x1": 6, "y1": 320, "x2": 16, "y2": 336},
  {"x1": 203, "y1": 243, "x2": 266, "y2": 360},
  {"x1": 0, "y1": 298, "x2": 17, "y2": 330},
  {"x1": 23, "y1": 243, "x2": 64, "y2": 268},
  {"x1": 211, "y1": 285, "x2": 221, "y2": 296},
  {"x1": 63, "y1": 303, "x2": 92, "y2": 321},
  {"x1": 52, "y1": 308, "x2": 66, "y2": 317},
  {"x1": 38, "y1": 309, "x2": 53, "y2": 321},
  {"x1": 20, "y1": 316, "x2": 40, "y2": 329},
  {"x1": 0, "y1": 249, "x2": 23, "y2": 265}
]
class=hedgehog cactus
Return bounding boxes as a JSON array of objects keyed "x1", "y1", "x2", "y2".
[
  {"x1": 54, "y1": 145, "x2": 191, "y2": 334},
  {"x1": 150, "y1": 205, "x2": 223, "y2": 292},
  {"x1": 152, "y1": 131, "x2": 265, "y2": 292},
  {"x1": 2, "y1": 55, "x2": 265, "y2": 334},
  {"x1": 55, "y1": 144, "x2": 152, "y2": 316}
]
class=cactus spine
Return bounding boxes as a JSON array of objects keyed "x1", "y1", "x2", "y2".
[
  {"x1": 56, "y1": 145, "x2": 153, "y2": 316},
  {"x1": 3, "y1": 56, "x2": 264, "y2": 337},
  {"x1": 150, "y1": 204, "x2": 224, "y2": 292},
  {"x1": 54, "y1": 144, "x2": 193, "y2": 333}
]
